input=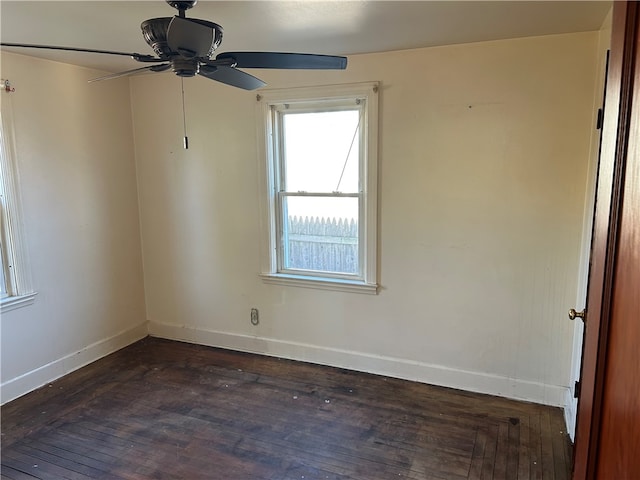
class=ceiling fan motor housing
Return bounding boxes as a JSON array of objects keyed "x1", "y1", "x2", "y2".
[
  {"x1": 141, "y1": 18, "x2": 173, "y2": 58},
  {"x1": 141, "y1": 16, "x2": 223, "y2": 60}
]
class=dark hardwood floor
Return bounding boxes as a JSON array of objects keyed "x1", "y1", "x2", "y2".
[{"x1": 1, "y1": 337, "x2": 572, "y2": 479}]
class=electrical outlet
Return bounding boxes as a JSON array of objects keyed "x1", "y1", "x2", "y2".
[{"x1": 250, "y1": 308, "x2": 259, "y2": 326}]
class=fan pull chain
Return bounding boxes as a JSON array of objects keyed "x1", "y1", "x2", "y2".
[{"x1": 181, "y1": 77, "x2": 189, "y2": 149}]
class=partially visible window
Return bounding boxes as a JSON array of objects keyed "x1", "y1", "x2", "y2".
[
  {"x1": 0, "y1": 165, "x2": 17, "y2": 300},
  {"x1": 256, "y1": 82, "x2": 379, "y2": 294},
  {"x1": 0, "y1": 226, "x2": 8, "y2": 298},
  {"x1": 1, "y1": 90, "x2": 36, "y2": 312}
]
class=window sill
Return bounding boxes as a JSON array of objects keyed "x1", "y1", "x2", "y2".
[
  {"x1": 260, "y1": 273, "x2": 378, "y2": 295},
  {"x1": 1, "y1": 292, "x2": 37, "y2": 313}
]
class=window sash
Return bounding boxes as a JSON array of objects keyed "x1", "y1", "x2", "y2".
[
  {"x1": 276, "y1": 192, "x2": 364, "y2": 280},
  {"x1": 274, "y1": 105, "x2": 364, "y2": 195}
]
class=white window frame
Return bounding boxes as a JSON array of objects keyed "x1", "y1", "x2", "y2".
[
  {"x1": 1, "y1": 91, "x2": 36, "y2": 313},
  {"x1": 256, "y1": 82, "x2": 379, "y2": 294}
]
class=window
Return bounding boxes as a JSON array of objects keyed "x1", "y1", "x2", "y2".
[
  {"x1": 256, "y1": 82, "x2": 379, "y2": 294},
  {"x1": 1, "y1": 90, "x2": 36, "y2": 312}
]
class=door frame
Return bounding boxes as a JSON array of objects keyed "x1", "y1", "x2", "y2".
[{"x1": 572, "y1": 1, "x2": 639, "y2": 478}]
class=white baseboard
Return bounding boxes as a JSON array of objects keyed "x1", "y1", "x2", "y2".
[
  {"x1": 149, "y1": 321, "x2": 569, "y2": 407},
  {"x1": 1, "y1": 322, "x2": 148, "y2": 404}
]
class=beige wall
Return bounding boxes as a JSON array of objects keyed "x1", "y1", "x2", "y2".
[
  {"x1": 0, "y1": 53, "x2": 147, "y2": 403},
  {"x1": 132, "y1": 32, "x2": 599, "y2": 405}
]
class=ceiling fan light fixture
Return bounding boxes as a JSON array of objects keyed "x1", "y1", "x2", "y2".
[{"x1": 171, "y1": 57, "x2": 199, "y2": 77}]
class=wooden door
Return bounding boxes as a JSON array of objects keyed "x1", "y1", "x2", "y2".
[{"x1": 572, "y1": 1, "x2": 640, "y2": 478}]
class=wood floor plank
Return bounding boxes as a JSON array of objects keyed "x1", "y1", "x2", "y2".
[
  {"x1": 506, "y1": 417, "x2": 521, "y2": 478},
  {"x1": 529, "y1": 414, "x2": 544, "y2": 480},
  {"x1": 1, "y1": 448, "x2": 91, "y2": 480},
  {"x1": 540, "y1": 411, "x2": 556, "y2": 479},
  {"x1": 0, "y1": 465, "x2": 40, "y2": 480},
  {"x1": 518, "y1": 414, "x2": 532, "y2": 479},
  {"x1": 493, "y1": 421, "x2": 510, "y2": 478},
  {"x1": 480, "y1": 423, "x2": 498, "y2": 479},
  {"x1": 12, "y1": 443, "x2": 117, "y2": 479},
  {"x1": 468, "y1": 428, "x2": 486, "y2": 480},
  {"x1": 1, "y1": 338, "x2": 572, "y2": 479}
]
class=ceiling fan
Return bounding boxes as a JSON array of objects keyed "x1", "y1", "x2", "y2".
[{"x1": 0, "y1": 0, "x2": 348, "y2": 90}]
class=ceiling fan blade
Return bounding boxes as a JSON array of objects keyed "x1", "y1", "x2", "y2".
[
  {"x1": 167, "y1": 16, "x2": 216, "y2": 59},
  {"x1": 199, "y1": 65, "x2": 266, "y2": 90},
  {"x1": 0, "y1": 42, "x2": 161, "y2": 63},
  {"x1": 89, "y1": 64, "x2": 170, "y2": 83},
  {"x1": 215, "y1": 52, "x2": 347, "y2": 70}
]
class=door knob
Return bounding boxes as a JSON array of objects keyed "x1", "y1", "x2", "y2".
[{"x1": 569, "y1": 308, "x2": 586, "y2": 321}]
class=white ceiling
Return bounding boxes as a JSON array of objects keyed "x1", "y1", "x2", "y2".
[{"x1": 1, "y1": 1, "x2": 611, "y2": 74}]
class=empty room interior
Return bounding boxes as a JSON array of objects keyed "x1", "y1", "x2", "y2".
[{"x1": 2, "y1": 1, "x2": 638, "y2": 479}]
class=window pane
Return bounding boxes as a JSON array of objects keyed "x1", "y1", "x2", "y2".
[
  {"x1": 282, "y1": 196, "x2": 359, "y2": 275},
  {"x1": 283, "y1": 110, "x2": 359, "y2": 193}
]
